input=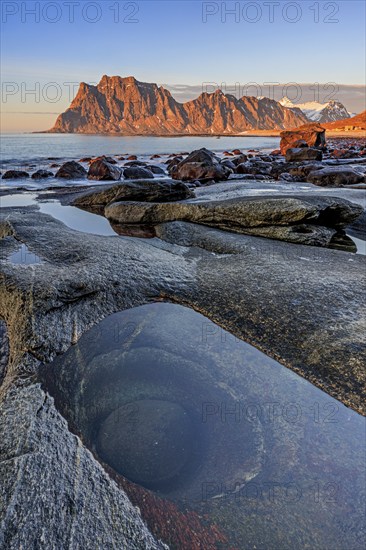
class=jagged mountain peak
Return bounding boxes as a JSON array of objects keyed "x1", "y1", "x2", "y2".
[
  {"x1": 279, "y1": 96, "x2": 351, "y2": 123},
  {"x1": 49, "y1": 75, "x2": 308, "y2": 134}
]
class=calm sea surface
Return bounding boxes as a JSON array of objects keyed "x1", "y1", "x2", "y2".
[{"x1": 0, "y1": 133, "x2": 280, "y2": 163}]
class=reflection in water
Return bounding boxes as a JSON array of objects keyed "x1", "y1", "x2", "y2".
[
  {"x1": 1, "y1": 194, "x2": 118, "y2": 236},
  {"x1": 38, "y1": 201, "x2": 117, "y2": 236},
  {"x1": 7, "y1": 243, "x2": 42, "y2": 265},
  {"x1": 41, "y1": 303, "x2": 366, "y2": 549}
]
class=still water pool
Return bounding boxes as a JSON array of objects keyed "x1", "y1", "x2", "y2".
[{"x1": 41, "y1": 303, "x2": 366, "y2": 549}]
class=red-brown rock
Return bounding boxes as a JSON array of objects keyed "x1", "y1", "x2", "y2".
[{"x1": 280, "y1": 123, "x2": 326, "y2": 154}]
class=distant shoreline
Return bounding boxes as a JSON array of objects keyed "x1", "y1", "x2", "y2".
[{"x1": 34, "y1": 130, "x2": 366, "y2": 139}]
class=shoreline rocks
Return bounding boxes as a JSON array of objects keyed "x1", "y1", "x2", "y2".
[
  {"x1": 88, "y1": 158, "x2": 122, "y2": 181},
  {"x1": 73, "y1": 180, "x2": 194, "y2": 210},
  {"x1": 103, "y1": 195, "x2": 363, "y2": 250},
  {"x1": 56, "y1": 161, "x2": 87, "y2": 179},
  {"x1": 280, "y1": 123, "x2": 326, "y2": 154}
]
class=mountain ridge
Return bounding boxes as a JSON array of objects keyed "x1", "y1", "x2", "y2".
[
  {"x1": 48, "y1": 75, "x2": 308, "y2": 135},
  {"x1": 279, "y1": 96, "x2": 351, "y2": 123}
]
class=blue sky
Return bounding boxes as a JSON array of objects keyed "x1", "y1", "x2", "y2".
[{"x1": 1, "y1": 0, "x2": 365, "y2": 131}]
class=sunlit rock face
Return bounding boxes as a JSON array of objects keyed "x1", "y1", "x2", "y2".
[
  {"x1": 40, "y1": 303, "x2": 366, "y2": 549},
  {"x1": 49, "y1": 75, "x2": 307, "y2": 134}
]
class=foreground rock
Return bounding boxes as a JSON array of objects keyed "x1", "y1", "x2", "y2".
[
  {"x1": 2, "y1": 170, "x2": 29, "y2": 179},
  {"x1": 56, "y1": 161, "x2": 87, "y2": 179},
  {"x1": 88, "y1": 158, "x2": 122, "y2": 181},
  {"x1": 104, "y1": 195, "x2": 363, "y2": 249},
  {"x1": 1, "y1": 206, "x2": 365, "y2": 548},
  {"x1": 73, "y1": 180, "x2": 194, "y2": 210},
  {"x1": 307, "y1": 166, "x2": 365, "y2": 187},
  {"x1": 280, "y1": 123, "x2": 326, "y2": 154}
]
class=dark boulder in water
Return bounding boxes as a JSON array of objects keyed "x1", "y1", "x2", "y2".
[
  {"x1": 123, "y1": 167, "x2": 155, "y2": 180},
  {"x1": 307, "y1": 166, "x2": 365, "y2": 187},
  {"x1": 2, "y1": 170, "x2": 30, "y2": 179},
  {"x1": 55, "y1": 161, "x2": 87, "y2": 179},
  {"x1": 88, "y1": 158, "x2": 122, "y2": 181},
  {"x1": 285, "y1": 147, "x2": 323, "y2": 162},
  {"x1": 31, "y1": 170, "x2": 54, "y2": 179}
]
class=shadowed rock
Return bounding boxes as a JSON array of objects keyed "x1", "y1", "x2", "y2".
[
  {"x1": 104, "y1": 195, "x2": 363, "y2": 249},
  {"x1": 73, "y1": 180, "x2": 194, "y2": 211},
  {"x1": 123, "y1": 167, "x2": 155, "y2": 180},
  {"x1": 31, "y1": 170, "x2": 54, "y2": 179},
  {"x1": 285, "y1": 148, "x2": 323, "y2": 162},
  {"x1": 56, "y1": 161, "x2": 87, "y2": 179},
  {"x1": 2, "y1": 170, "x2": 29, "y2": 179},
  {"x1": 307, "y1": 167, "x2": 365, "y2": 187},
  {"x1": 88, "y1": 158, "x2": 122, "y2": 181}
]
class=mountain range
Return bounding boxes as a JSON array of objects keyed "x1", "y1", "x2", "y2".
[
  {"x1": 279, "y1": 97, "x2": 351, "y2": 123},
  {"x1": 48, "y1": 75, "x2": 308, "y2": 134},
  {"x1": 48, "y1": 75, "x2": 353, "y2": 135}
]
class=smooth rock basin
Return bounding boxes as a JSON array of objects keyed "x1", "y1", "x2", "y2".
[
  {"x1": 97, "y1": 399, "x2": 195, "y2": 488},
  {"x1": 40, "y1": 302, "x2": 366, "y2": 549}
]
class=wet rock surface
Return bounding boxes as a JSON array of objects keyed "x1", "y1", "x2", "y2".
[
  {"x1": 307, "y1": 166, "x2": 365, "y2": 187},
  {"x1": 2, "y1": 170, "x2": 30, "y2": 179},
  {"x1": 1, "y1": 141, "x2": 366, "y2": 549},
  {"x1": 104, "y1": 195, "x2": 362, "y2": 249},
  {"x1": 123, "y1": 166, "x2": 155, "y2": 180},
  {"x1": 56, "y1": 160, "x2": 87, "y2": 179},
  {"x1": 73, "y1": 179, "x2": 194, "y2": 210},
  {"x1": 88, "y1": 158, "x2": 123, "y2": 181},
  {"x1": 285, "y1": 147, "x2": 323, "y2": 162}
]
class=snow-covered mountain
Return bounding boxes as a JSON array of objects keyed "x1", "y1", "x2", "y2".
[{"x1": 279, "y1": 97, "x2": 351, "y2": 123}]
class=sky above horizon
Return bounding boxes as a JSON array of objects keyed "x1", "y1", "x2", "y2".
[{"x1": 1, "y1": 0, "x2": 365, "y2": 132}]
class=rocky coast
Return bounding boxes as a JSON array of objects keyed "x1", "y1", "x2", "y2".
[{"x1": 1, "y1": 130, "x2": 366, "y2": 548}]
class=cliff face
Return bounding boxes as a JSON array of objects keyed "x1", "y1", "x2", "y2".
[{"x1": 49, "y1": 75, "x2": 308, "y2": 134}]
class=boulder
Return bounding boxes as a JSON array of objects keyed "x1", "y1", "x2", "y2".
[
  {"x1": 166, "y1": 158, "x2": 183, "y2": 173},
  {"x1": 231, "y1": 154, "x2": 248, "y2": 166},
  {"x1": 288, "y1": 162, "x2": 324, "y2": 181},
  {"x1": 220, "y1": 159, "x2": 236, "y2": 171},
  {"x1": 280, "y1": 123, "x2": 326, "y2": 154},
  {"x1": 2, "y1": 170, "x2": 29, "y2": 179},
  {"x1": 31, "y1": 170, "x2": 54, "y2": 179},
  {"x1": 105, "y1": 195, "x2": 363, "y2": 236},
  {"x1": 147, "y1": 165, "x2": 166, "y2": 175},
  {"x1": 124, "y1": 160, "x2": 147, "y2": 167},
  {"x1": 235, "y1": 160, "x2": 272, "y2": 176},
  {"x1": 73, "y1": 180, "x2": 194, "y2": 209},
  {"x1": 90, "y1": 156, "x2": 117, "y2": 165},
  {"x1": 171, "y1": 161, "x2": 231, "y2": 183},
  {"x1": 307, "y1": 167, "x2": 365, "y2": 187},
  {"x1": 170, "y1": 149, "x2": 231, "y2": 183},
  {"x1": 55, "y1": 161, "x2": 87, "y2": 179},
  {"x1": 285, "y1": 148, "x2": 323, "y2": 162},
  {"x1": 123, "y1": 167, "x2": 155, "y2": 180},
  {"x1": 293, "y1": 139, "x2": 308, "y2": 148},
  {"x1": 178, "y1": 148, "x2": 220, "y2": 166},
  {"x1": 88, "y1": 159, "x2": 122, "y2": 181}
]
